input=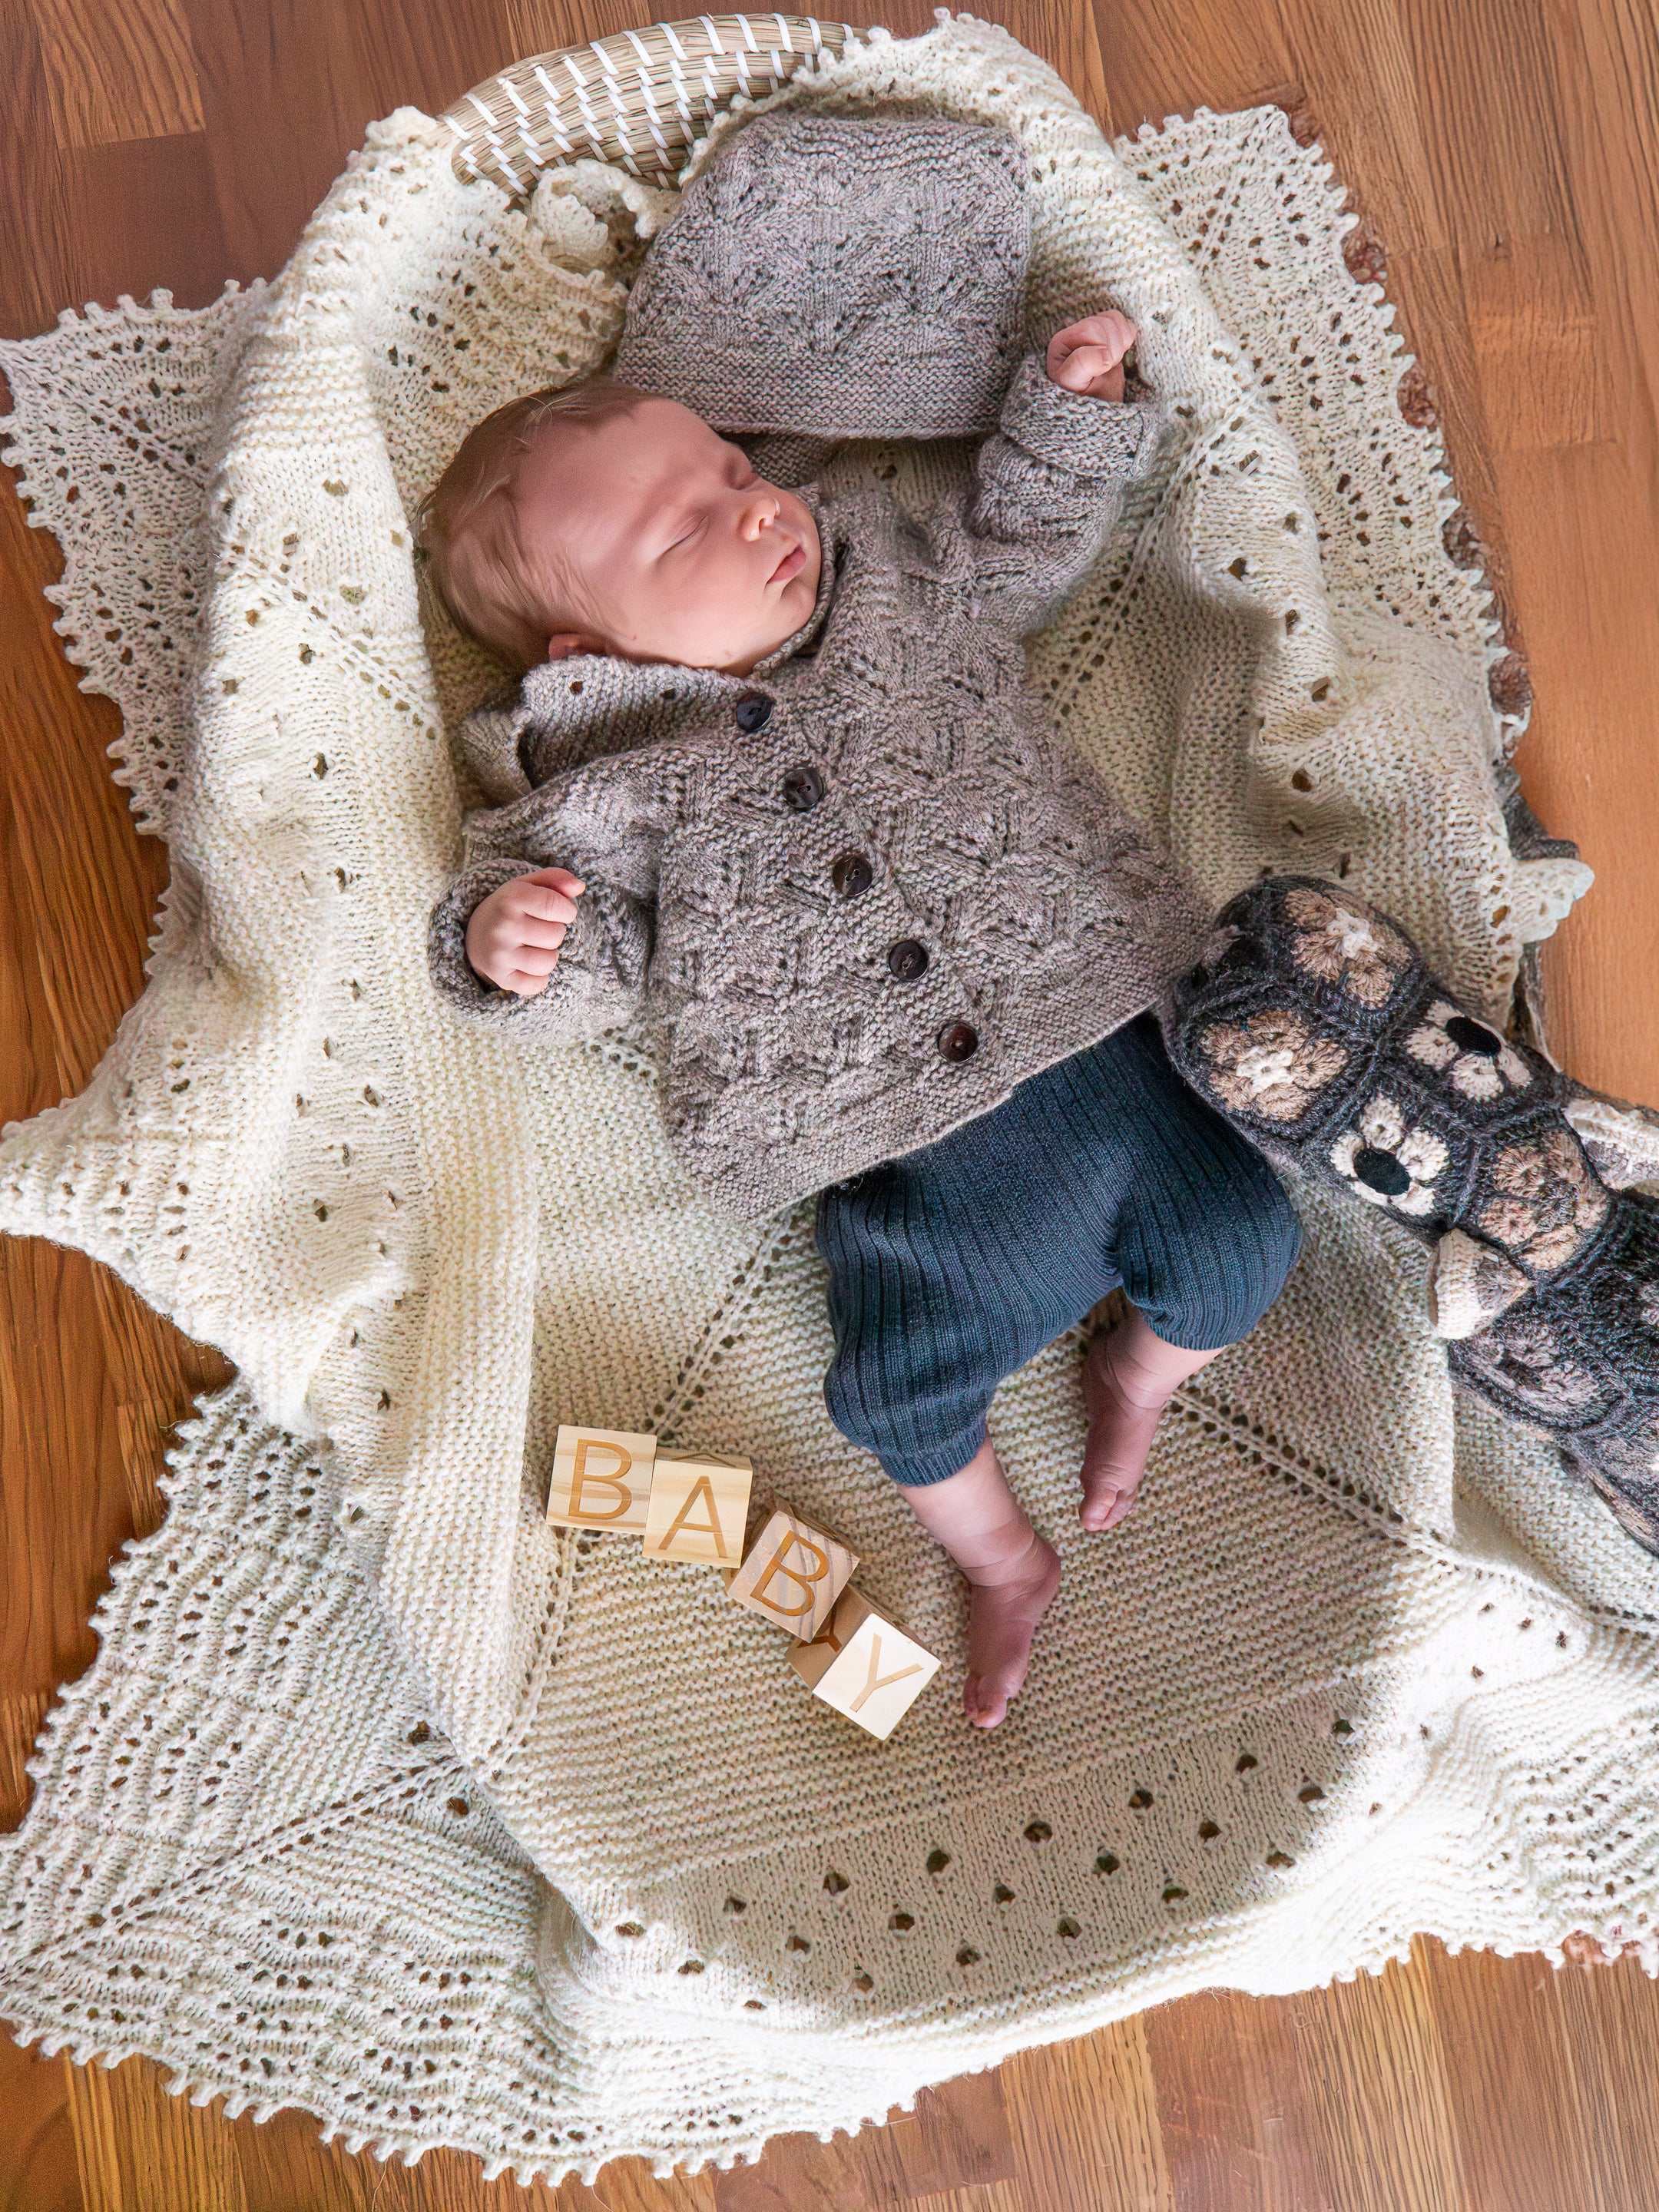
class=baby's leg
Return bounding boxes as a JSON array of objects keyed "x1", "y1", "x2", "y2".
[
  {"x1": 900, "y1": 1441, "x2": 1061, "y2": 1731},
  {"x1": 1082, "y1": 1015, "x2": 1303, "y2": 1532},
  {"x1": 1079, "y1": 1308, "x2": 1223, "y2": 1532},
  {"x1": 816, "y1": 1099, "x2": 1109, "y2": 1731}
]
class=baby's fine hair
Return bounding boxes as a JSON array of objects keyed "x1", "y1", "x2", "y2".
[{"x1": 419, "y1": 375, "x2": 651, "y2": 667}]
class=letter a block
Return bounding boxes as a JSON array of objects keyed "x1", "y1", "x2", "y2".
[
  {"x1": 642, "y1": 1449, "x2": 753, "y2": 1566},
  {"x1": 787, "y1": 1587, "x2": 940, "y2": 1741},
  {"x1": 547, "y1": 1425, "x2": 657, "y2": 1535},
  {"x1": 725, "y1": 1509, "x2": 858, "y2": 1641}
]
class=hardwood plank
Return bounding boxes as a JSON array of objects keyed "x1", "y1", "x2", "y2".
[
  {"x1": 0, "y1": 1685, "x2": 55, "y2": 1829},
  {"x1": 1548, "y1": 1950, "x2": 1659, "y2": 2202},
  {"x1": 0, "y1": 2035, "x2": 82, "y2": 2212},
  {"x1": 63, "y1": 2055, "x2": 250, "y2": 2212},
  {"x1": 1418, "y1": 1938, "x2": 1626, "y2": 2212},
  {"x1": 0, "y1": 8, "x2": 230, "y2": 332},
  {"x1": 0, "y1": 486, "x2": 171, "y2": 1114},
  {"x1": 236, "y1": 2102, "x2": 717, "y2": 2209},
  {"x1": 0, "y1": 1238, "x2": 133, "y2": 1707},
  {"x1": 1092, "y1": 0, "x2": 1291, "y2": 138},
  {"x1": 89, "y1": 1264, "x2": 233, "y2": 1530},
  {"x1": 346, "y1": 0, "x2": 515, "y2": 132},
  {"x1": 902, "y1": 2184, "x2": 1027, "y2": 2212},
  {"x1": 714, "y1": 2071, "x2": 1015, "y2": 2210},
  {"x1": 1489, "y1": 0, "x2": 1659, "y2": 1105},
  {"x1": 1141, "y1": 1989, "x2": 1271, "y2": 2212},
  {"x1": 0, "y1": 0, "x2": 81, "y2": 339},
  {"x1": 1000, "y1": 2015, "x2": 1172, "y2": 2212},
  {"x1": 29, "y1": 0, "x2": 204, "y2": 150},
  {"x1": 1276, "y1": 1957, "x2": 1465, "y2": 2212},
  {"x1": 1495, "y1": 439, "x2": 1659, "y2": 1100},
  {"x1": 177, "y1": 0, "x2": 378, "y2": 286}
]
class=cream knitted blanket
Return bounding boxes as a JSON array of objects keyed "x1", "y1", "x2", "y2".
[{"x1": 3, "y1": 14, "x2": 1657, "y2": 2188}]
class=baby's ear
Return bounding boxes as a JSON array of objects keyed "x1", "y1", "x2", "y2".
[{"x1": 545, "y1": 631, "x2": 606, "y2": 662}]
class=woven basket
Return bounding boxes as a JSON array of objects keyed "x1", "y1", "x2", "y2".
[{"x1": 442, "y1": 13, "x2": 859, "y2": 196}]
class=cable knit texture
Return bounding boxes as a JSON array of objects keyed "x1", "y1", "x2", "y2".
[
  {"x1": 430, "y1": 231, "x2": 1207, "y2": 1215},
  {"x1": 0, "y1": 15, "x2": 1655, "y2": 2192},
  {"x1": 614, "y1": 109, "x2": 1032, "y2": 435}
]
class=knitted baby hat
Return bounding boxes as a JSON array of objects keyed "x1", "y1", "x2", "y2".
[{"x1": 612, "y1": 109, "x2": 1031, "y2": 439}]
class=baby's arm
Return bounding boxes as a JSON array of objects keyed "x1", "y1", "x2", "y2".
[
  {"x1": 965, "y1": 311, "x2": 1165, "y2": 628},
  {"x1": 428, "y1": 778, "x2": 661, "y2": 1039}
]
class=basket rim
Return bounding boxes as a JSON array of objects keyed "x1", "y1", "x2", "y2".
[{"x1": 440, "y1": 12, "x2": 860, "y2": 194}]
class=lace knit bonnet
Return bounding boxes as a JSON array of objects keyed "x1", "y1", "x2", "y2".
[{"x1": 613, "y1": 110, "x2": 1031, "y2": 438}]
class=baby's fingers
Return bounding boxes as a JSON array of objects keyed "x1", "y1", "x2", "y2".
[
  {"x1": 508, "y1": 915, "x2": 570, "y2": 952},
  {"x1": 1048, "y1": 344, "x2": 1123, "y2": 392},
  {"x1": 1049, "y1": 310, "x2": 1137, "y2": 357},
  {"x1": 525, "y1": 865, "x2": 586, "y2": 898},
  {"x1": 501, "y1": 966, "x2": 556, "y2": 998},
  {"x1": 514, "y1": 880, "x2": 584, "y2": 928},
  {"x1": 501, "y1": 942, "x2": 562, "y2": 995}
]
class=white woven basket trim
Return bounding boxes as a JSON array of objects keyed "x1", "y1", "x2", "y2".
[{"x1": 442, "y1": 14, "x2": 858, "y2": 190}]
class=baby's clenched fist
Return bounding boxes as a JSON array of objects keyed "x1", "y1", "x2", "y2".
[
  {"x1": 1045, "y1": 311, "x2": 1139, "y2": 403},
  {"x1": 465, "y1": 866, "x2": 585, "y2": 995}
]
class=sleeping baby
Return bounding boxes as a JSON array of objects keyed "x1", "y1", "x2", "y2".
[{"x1": 421, "y1": 118, "x2": 1301, "y2": 1729}]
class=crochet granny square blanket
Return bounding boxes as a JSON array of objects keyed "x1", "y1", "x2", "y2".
[{"x1": 2, "y1": 13, "x2": 1655, "y2": 2190}]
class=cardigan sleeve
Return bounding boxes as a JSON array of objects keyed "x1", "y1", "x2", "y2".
[
  {"x1": 964, "y1": 353, "x2": 1168, "y2": 628},
  {"x1": 426, "y1": 767, "x2": 664, "y2": 1043}
]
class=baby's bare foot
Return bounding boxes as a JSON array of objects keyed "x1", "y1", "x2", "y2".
[{"x1": 962, "y1": 1534, "x2": 1061, "y2": 1730}]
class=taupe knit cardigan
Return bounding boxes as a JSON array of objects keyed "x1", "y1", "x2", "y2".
[{"x1": 428, "y1": 351, "x2": 1208, "y2": 1218}]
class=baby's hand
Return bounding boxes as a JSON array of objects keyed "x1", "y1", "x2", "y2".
[
  {"x1": 1045, "y1": 311, "x2": 1139, "y2": 403},
  {"x1": 465, "y1": 866, "x2": 585, "y2": 995}
]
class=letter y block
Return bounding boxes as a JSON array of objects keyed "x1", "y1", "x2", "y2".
[{"x1": 787, "y1": 1586, "x2": 940, "y2": 1740}]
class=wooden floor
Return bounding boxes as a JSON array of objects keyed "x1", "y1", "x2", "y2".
[{"x1": 3, "y1": 0, "x2": 1659, "y2": 2205}]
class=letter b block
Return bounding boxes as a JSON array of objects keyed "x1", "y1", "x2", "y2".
[
  {"x1": 642, "y1": 1449, "x2": 753, "y2": 1565},
  {"x1": 726, "y1": 1509, "x2": 858, "y2": 1641},
  {"x1": 547, "y1": 1425, "x2": 657, "y2": 1534},
  {"x1": 787, "y1": 1587, "x2": 940, "y2": 1740}
]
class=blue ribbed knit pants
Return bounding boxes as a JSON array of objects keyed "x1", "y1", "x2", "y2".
[{"x1": 816, "y1": 1012, "x2": 1302, "y2": 1486}]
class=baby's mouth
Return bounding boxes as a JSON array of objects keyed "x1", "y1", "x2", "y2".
[{"x1": 768, "y1": 538, "x2": 806, "y2": 587}]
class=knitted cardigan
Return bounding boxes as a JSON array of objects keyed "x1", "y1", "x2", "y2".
[{"x1": 429, "y1": 356, "x2": 1207, "y2": 1216}]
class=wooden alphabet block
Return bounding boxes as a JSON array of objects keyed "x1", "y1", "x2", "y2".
[
  {"x1": 786, "y1": 1586, "x2": 940, "y2": 1740},
  {"x1": 547, "y1": 1424, "x2": 657, "y2": 1535},
  {"x1": 724, "y1": 1508, "x2": 858, "y2": 1641},
  {"x1": 641, "y1": 1448, "x2": 752, "y2": 1566}
]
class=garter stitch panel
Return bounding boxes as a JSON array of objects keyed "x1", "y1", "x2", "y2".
[{"x1": 1, "y1": 15, "x2": 1655, "y2": 2190}]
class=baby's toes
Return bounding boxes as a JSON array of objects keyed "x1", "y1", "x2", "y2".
[
  {"x1": 964, "y1": 1671, "x2": 1012, "y2": 1730},
  {"x1": 1080, "y1": 1476, "x2": 1139, "y2": 1532}
]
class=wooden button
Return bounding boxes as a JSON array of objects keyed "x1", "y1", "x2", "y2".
[
  {"x1": 832, "y1": 852, "x2": 874, "y2": 899},
  {"x1": 887, "y1": 939, "x2": 928, "y2": 982},
  {"x1": 733, "y1": 691, "x2": 773, "y2": 733},
  {"x1": 938, "y1": 1022, "x2": 979, "y2": 1061},
  {"x1": 781, "y1": 763, "x2": 824, "y2": 812}
]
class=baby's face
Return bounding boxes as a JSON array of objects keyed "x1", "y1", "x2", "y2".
[{"x1": 515, "y1": 396, "x2": 820, "y2": 674}]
